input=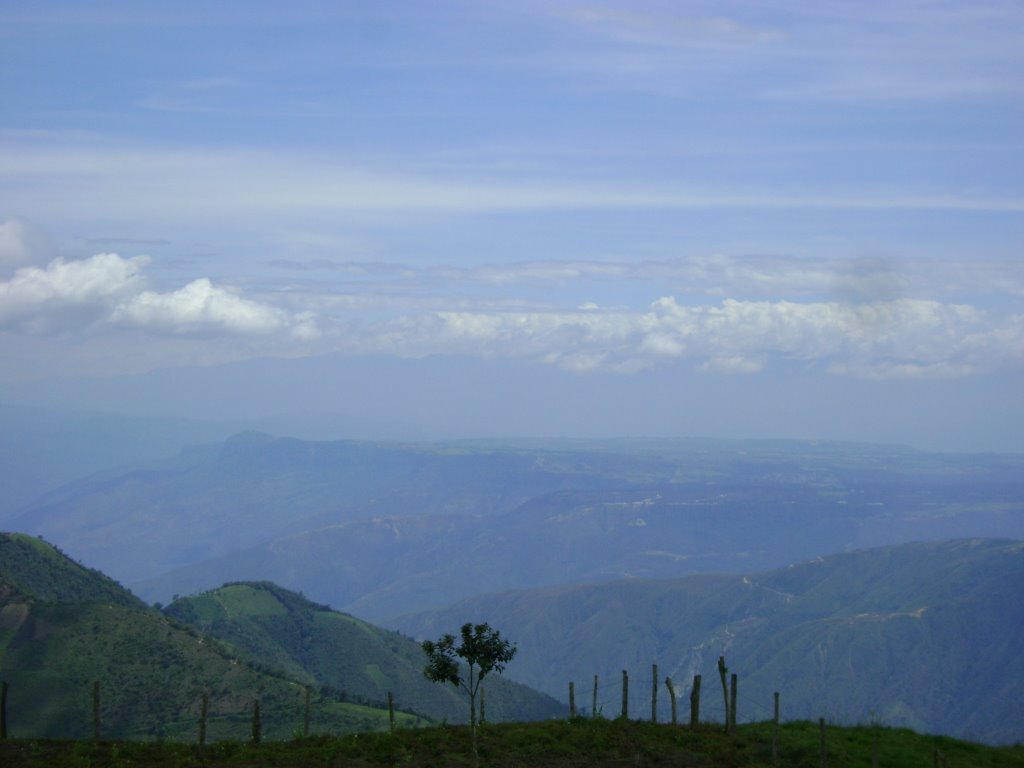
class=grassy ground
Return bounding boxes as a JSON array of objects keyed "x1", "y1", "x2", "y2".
[{"x1": 1, "y1": 718, "x2": 1021, "y2": 767}]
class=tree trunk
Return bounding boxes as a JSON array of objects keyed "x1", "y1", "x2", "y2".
[{"x1": 469, "y1": 664, "x2": 479, "y2": 768}]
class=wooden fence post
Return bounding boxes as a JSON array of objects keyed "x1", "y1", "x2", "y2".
[
  {"x1": 198, "y1": 693, "x2": 208, "y2": 750},
  {"x1": 771, "y1": 691, "x2": 779, "y2": 764},
  {"x1": 252, "y1": 699, "x2": 262, "y2": 744},
  {"x1": 304, "y1": 685, "x2": 311, "y2": 737},
  {"x1": 665, "y1": 678, "x2": 677, "y2": 725},
  {"x1": 819, "y1": 717, "x2": 826, "y2": 768},
  {"x1": 92, "y1": 681, "x2": 100, "y2": 740},
  {"x1": 651, "y1": 664, "x2": 658, "y2": 723},
  {"x1": 1, "y1": 680, "x2": 7, "y2": 739},
  {"x1": 689, "y1": 674, "x2": 701, "y2": 727},
  {"x1": 621, "y1": 670, "x2": 629, "y2": 719},
  {"x1": 717, "y1": 657, "x2": 729, "y2": 732},
  {"x1": 388, "y1": 691, "x2": 396, "y2": 732},
  {"x1": 480, "y1": 685, "x2": 486, "y2": 725},
  {"x1": 729, "y1": 673, "x2": 737, "y2": 733},
  {"x1": 569, "y1": 682, "x2": 576, "y2": 718},
  {"x1": 592, "y1": 675, "x2": 598, "y2": 718}
]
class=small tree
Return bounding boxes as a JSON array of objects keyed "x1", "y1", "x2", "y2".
[{"x1": 422, "y1": 622, "x2": 516, "y2": 764}]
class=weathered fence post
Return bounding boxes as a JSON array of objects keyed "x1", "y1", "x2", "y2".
[
  {"x1": 388, "y1": 691, "x2": 396, "y2": 732},
  {"x1": 1, "y1": 680, "x2": 7, "y2": 739},
  {"x1": 92, "y1": 681, "x2": 100, "y2": 740},
  {"x1": 729, "y1": 673, "x2": 738, "y2": 733},
  {"x1": 819, "y1": 717, "x2": 826, "y2": 768},
  {"x1": 771, "y1": 691, "x2": 779, "y2": 764},
  {"x1": 621, "y1": 670, "x2": 629, "y2": 719},
  {"x1": 480, "y1": 685, "x2": 486, "y2": 725},
  {"x1": 665, "y1": 677, "x2": 677, "y2": 725},
  {"x1": 252, "y1": 699, "x2": 262, "y2": 744},
  {"x1": 717, "y1": 657, "x2": 729, "y2": 732},
  {"x1": 569, "y1": 682, "x2": 576, "y2": 718},
  {"x1": 651, "y1": 664, "x2": 658, "y2": 723},
  {"x1": 198, "y1": 693, "x2": 208, "y2": 750},
  {"x1": 872, "y1": 735, "x2": 879, "y2": 768},
  {"x1": 304, "y1": 685, "x2": 311, "y2": 736},
  {"x1": 592, "y1": 675, "x2": 598, "y2": 718},
  {"x1": 689, "y1": 674, "x2": 701, "y2": 727}
]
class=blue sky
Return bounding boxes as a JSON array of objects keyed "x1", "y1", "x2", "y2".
[{"x1": 1, "y1": 1, "x2": 1023, "y2": 449}]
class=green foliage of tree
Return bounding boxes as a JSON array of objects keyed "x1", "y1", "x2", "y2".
[{"x1": 422, "y1": 622, "x2": 516, "y2": 764}]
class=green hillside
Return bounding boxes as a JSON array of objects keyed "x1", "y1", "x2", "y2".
[
  {"x1": 163, "y1": 582, "x2": 563, "y2": 724},
  {"x1": 0, "y1": 533, "x2": 420, "y2": 740},
  {"x1": 389, "y1": 539, "x2": 1024, "y2": 744},
  {"x1": 0, "y1": 532, "x2": 145, "y2": 608}
]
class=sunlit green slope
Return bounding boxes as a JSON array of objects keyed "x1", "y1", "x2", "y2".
[{"x1": 163, "y1": 581, "x2": 563, "y2": 724}]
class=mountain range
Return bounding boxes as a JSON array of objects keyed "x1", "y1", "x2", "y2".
[
  {"x1": 12, "y1": 432, "x2": 1024, "y2": 619},
  {"x1": 388, "y1": 538, "x2": 1024, "y2": 744},
  {"x1": 6, "y1": 426, "x2": 1024, "y2": 745},
  {"x1": 3, "y1": 530, "x2": 1022, "y2": 744}
]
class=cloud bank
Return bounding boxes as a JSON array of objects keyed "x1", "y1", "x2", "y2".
[
  {"x1": 1, "y1": 222, "x2": 1020, "y2": 382},
  {"x1": 365, "y1": 296, "x2": 1020, "y2": 380}
]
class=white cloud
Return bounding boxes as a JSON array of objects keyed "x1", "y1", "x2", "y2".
[
  {"x1": 355, "y1": 296, "x2": 1021, "y2": 380},
  {"x1": 0, "y1": 253, "x2": 147, "y2": 333},
  {"x1": 114, "y1": 278, "x2": 289, "y2": 336},
  {"x1": 0, "y1": 251, "x2": 318, "y2": 340}
]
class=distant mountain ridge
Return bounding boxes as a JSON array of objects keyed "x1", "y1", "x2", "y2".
[
  {"x1": 13, "y1": 432, "x2": 1024, "y2": 618},
  {"x1": 387, "y1": 538, "x2": 1024, "y2": 745},
  {"x1": 16, "y1": 431, "x2": 621, "y2": 584},
  {"x1": 0, "y1": 405, "x2": 234, "y2": 521},
  {"x1": 118, "y1": 435, "x2": 1024, "y2": 618}
]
